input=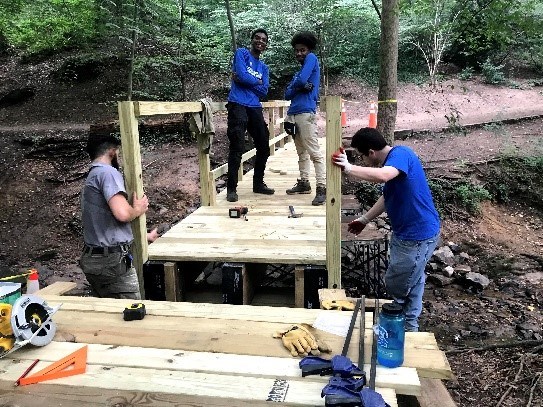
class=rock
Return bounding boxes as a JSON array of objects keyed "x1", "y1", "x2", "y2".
[
  {"x1": 447, "y1": 241, "x2": 461, "y2": 254},
  {"x1": 427, "y1": 274, "x2": 453, "y2": 287},
  {"x1": 464, "y1": 272, "x2": 490, "y2": 290},
  {"x1": 443, "y1": 265, "x2": 455, "y2": 277},
  {"x1": 432, "y1": 246, "x2": 455, "y2": 266},
  {"x1": 455, "y1": 264, "x2": 472, "y2": 275},
  {"x1": 458, "y1": 252, "x2": 470, "y2": 262},
  {"x1": 428, "y1": 262, "x2": 440, "y2": 273}
]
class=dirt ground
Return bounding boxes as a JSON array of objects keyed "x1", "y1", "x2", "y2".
[{"x1": 0, "y1": 55, "x2": 542, "y2": 406}]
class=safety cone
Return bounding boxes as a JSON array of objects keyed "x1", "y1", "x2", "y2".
[
  {"x1": 341, "y1": 101, "x2": 348, "y2": 127},
  {"x1": 26, "y1": 269, "x2": 39, "y2": 294},
  {"x1": 368, "y1": 101, "x2": 377, "y2": 128}
]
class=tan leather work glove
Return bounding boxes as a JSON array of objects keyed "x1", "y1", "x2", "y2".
[
  {"x1": 322, "y1": 299, "x2": 356, "y2": 311},
  {"x1": 273, "y1": 323, "x2": 332, "y2": 357}
]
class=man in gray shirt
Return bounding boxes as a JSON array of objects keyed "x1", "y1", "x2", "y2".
[{"x1": 80, "y1": 134, "x2": 157, "y2": 299}]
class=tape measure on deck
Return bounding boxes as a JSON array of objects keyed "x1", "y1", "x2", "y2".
[{"x1": 123, "y1": 303, "x2": 146, "y2": 321}]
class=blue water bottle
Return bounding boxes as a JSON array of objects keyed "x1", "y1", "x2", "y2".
[{"x1": 377, "y1": 302, "x2": 405, "y2": 368}]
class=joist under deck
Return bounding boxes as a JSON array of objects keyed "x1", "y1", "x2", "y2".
[{"x1": 148, "y1": 139, "x2": 330, "y2": 265}]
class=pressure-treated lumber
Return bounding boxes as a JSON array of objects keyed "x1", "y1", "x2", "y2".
[
  {"x1": 35, "y1": 281, "x2": 77, "y2": 296},
  {"x1": 41, "y1": 295, "x2": 453, "y2": 379},
  {"x1": 0, "y1": 348, "x2": 398, "y2": 406},
  {"x1": 6, "y1": 341, "x2": 419, "y2": 396}
]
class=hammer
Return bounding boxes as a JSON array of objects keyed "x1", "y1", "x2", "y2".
[{"x1": 288, "y1": 205, "x2": 303, "y2": 218}]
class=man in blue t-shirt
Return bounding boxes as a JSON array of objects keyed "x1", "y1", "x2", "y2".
[
  {"x1": 226, "y1": 28, "x2": 274, "y2": 202},
  {"x1": 284, "y1": 31, "x2": 326, "y2": 206},
  {"x1": 332, "y1": 128, "x2": 440, "y2": 331}
]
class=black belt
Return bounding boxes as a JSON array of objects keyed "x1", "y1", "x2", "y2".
[{"x1": 83, "y1": 245, "x2": 129, "y2": 255}]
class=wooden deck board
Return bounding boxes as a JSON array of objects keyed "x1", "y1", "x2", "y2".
[
  {"x1": 148, "y1": 139, "x2": 329, "y2": 264},
  {"x1": 42, "y1": 296, "x2": 453, "y2": 380}
]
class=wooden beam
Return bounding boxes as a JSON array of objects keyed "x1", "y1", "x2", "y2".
[
  {"x1": 118, "y1": 101, "x2": 148, "y2": 299},
  {"x1": 324, "y1": 96, "x2": 342, "y2": 288},
  {"x1": 5, "y1": 341, "x2": 418, "y2": 397},
  {"x1": 268, "y1": 107, "x2": 276, "y2": 156},
  {"x1": 35, "y1": 281, "x2": 77, "y2": 296},
  {"x1": 198, "y1": 133, "x2": 215, "y2": 206},
  {"x1": 135, "y1": 101, "x2": 203, "y2": 116},
  {"x1": 164, "y1": 262, "x2": 180, "y2": 302},
  {"x1": 294, "y1": 265, "x2": 304, "y2": 308}
]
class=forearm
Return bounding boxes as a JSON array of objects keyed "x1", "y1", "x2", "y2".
[
  {"x1": 348, "y1": 165, "x2": 393, "y2": 183},
  {"x1": 363, "y1": 196, "x2": 385, "y2": 221}
]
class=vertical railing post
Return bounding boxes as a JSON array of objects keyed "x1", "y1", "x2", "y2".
[
  {"x1": 324, "y1": 96, "x2": 342, "y2": 289},
  {"x1": 268, "y1": 106, "x2": 276, "y2": 156},
  {"x1": 118, "y1": 101, "x2": 147, "y2": 299}
]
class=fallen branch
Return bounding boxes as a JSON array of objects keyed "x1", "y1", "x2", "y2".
[
  {"x1": 496, "y1": 354, "x2": 524, "y2": 407},
  {"x1": 446, "y1": 339, "x2": 543, "y2": 355},
  {"x1": 527, "y1": 372, "x2": 542, "y2": 407}
]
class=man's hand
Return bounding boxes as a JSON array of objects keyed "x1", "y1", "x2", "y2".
[
  {"x1": 273, "y1": 324, "x2": 331, "y2": 357},
  {"x1": 332, "y1": 147, "x2": 352, "y2": 174},
  {"x1": 302, "y1": 82, "x2": 314, "y2": 92},
  {"x1": 132, "y1": 193, "x2": 149, "y2": 217},
  {"x1": 322, "y1": 299, "x2": 356, "y2": 311},
  {"x1": 147, "y1": 228, "x2": 160, "y2": 243},
  {"x1": 347, "y1": 215, "x2": 369, "y2": 235}
]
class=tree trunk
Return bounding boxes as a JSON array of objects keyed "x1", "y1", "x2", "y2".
[
  {"x1": 377, "y1": 0, "x2": 399, "y2": 144},
  {"x1": 225, "y1": 0, "x2": 237, "y2": 53}
]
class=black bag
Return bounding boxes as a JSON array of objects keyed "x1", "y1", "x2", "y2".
[{"x1": 284, "y1": 121, "x2": 297, "y2": 137}]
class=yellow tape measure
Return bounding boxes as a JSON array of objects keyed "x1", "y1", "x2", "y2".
[{"x1": 0, "y1": 270, "x2": 36, "y2": 282}]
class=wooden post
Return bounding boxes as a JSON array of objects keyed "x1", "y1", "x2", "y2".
[
  {"x1": 268, "y1": 107, "x2": 276, "y2": 156},
  {"x1": 278, "y1": 105, "x2": 286, "y2": 148},
  {"x1": 324, "y1": 96, "x2": 342, "y2": 289},
  {"x1": 163, "y1": 262, "x2": 180, "y2": 302},
  {"x1": 118, "y1": 101, "x2": 148, "y2": 299},
  {"x1": 294, "y1": 265, "x2": 305, "y2": 308},
  {"x1": 197, "y1": 134, "x2": 216, "y2": 206}
]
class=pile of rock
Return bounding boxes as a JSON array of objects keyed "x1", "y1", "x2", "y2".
[{"x1": 427, "y1": 242, "x2": 490, "y2": 292}]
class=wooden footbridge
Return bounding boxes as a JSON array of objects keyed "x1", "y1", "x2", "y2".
[
  {"x1": 119, "y1": 96, "x2": 352, "y2": 305},
  {"x1": 0, "y1": 98, "x2": 456, "y2": 406}
]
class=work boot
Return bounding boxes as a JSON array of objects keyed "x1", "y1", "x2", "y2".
[
  {"x1": 312, "y1": 185, "x2": 326, "y2": 206},
  {"x1": 286, "y1": 179, "x2": 311, "y2": 195},
  {"x1": 227, "y1": 189, "x2": 238, "y2": 202},
  {"x1": 253, "y1": 182, "x2": 275, "y2": 195}
]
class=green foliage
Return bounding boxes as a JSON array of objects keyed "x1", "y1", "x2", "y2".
[
  {"x1": 354, "y1": 182, "x2": 381, "y2": 211},
  {"x1": 481, "y1": 59, "x2": 505, "y2": 84},
  {"x1": 448, "y1": 0, "x2": 542, "y2": 68},
  {"x1": 3, "y1": 0, "x2": 99, "y2": 55},
  {"x1": 428, "y1": 178, "x2": 491, "y2": 218},
  {"x1": 458, "y1": 66, "x2": 474, "y2": 80},
  {"x1": 483, "y1": 155, "x2": 543, "y2": 212}
]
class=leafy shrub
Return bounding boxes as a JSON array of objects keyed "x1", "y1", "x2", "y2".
[
  {"x1": 428, "y1": 178, "x2": 491, "y2": 218},
  {"x1": 458, "y1": 67, "x2": 475, "y2": 80},
  {"x1": 481, "y1": 59, "x2": 506, "y2": 84}
]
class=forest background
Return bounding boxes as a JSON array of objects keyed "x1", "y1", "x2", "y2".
[{"x1": 1, "y1": 0, "x2": 542, "y2": 103}]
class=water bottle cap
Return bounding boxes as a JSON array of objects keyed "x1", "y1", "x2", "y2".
[
  {"x1": 28, "y1": 269, "x2": 39, "y2": 280},
  {"x1": 382, "y1": 302, "x2": 403, "y2": 315}
]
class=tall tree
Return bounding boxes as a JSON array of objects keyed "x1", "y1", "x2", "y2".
[
  {"x1": 377, "y1": 0, "x2": 399, "y2": 144},
  {"x1": 224, "y1": 0, "x2": 237, "y2": 53}
]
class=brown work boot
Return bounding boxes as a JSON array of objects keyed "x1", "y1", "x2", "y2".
[
  {"x1": 286, "y1": 179, "x2": 311, "y2": 195},
  {"x1": 312, "y1": 185, "x2": 326, "y2": 206},
  {"x1": 253, "y1": 182, "x2": 275, "y2": 195}
]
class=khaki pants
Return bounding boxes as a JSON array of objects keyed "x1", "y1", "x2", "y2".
[{"x1": 287, "y1": 113, "x2": 325, "y2": 186}]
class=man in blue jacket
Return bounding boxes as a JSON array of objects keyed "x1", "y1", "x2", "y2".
[
  {"x1": 226, "y1": 28, "x2": 274, "y2": 202},
  {"x1": 284, "y1": 32, "x2": 326, "y2": 206},
  {"x1": 332, "y1": 128, "x2": 441, "y2": 332}
]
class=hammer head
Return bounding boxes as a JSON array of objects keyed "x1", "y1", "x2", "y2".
[{"x1": 288, "y1": 205, "x2": 303, "y2": 218}]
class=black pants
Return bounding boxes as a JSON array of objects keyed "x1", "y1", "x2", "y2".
[{"x1": 226, "y1": 102, "x2": 270, "y2": 191}]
